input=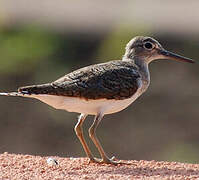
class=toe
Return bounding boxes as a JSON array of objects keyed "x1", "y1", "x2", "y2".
[{"x1": 89, "y1": 157, "x2": 102, "y2": 164}]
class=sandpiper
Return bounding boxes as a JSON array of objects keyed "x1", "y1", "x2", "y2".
[{"x1": 0, "y1": 36, "x2": 195, "y2": 165}]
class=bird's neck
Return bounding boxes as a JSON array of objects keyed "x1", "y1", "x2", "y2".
[{"x1": 134, "y1": 57, "x2": 150, "y2": 85}]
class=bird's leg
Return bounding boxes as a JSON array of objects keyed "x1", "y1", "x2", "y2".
[
  {"x1": 74, "y1": 114, "x2": 95, "y2": 162},
  {"x1": 88, "y1": 113, "x2": 121, "y2": 165}
]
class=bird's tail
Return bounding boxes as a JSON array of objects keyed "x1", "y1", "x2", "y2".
[
  {"x1": 0, "y1": 83, "x2": 55, "y2": 98},
  {"x1": 0, "y1": 86, "x2": 38, "y2": 97},
  {"x1": 18, "y1": 83, "x2": 54, "y2": 95},
  {"x1": 0, "y1": 92, "x2": 25, "y2": 97}
]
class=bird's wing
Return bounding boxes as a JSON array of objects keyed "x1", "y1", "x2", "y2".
[{"x1": 18, "y1": 60, "x2": 142, "y2": 100}]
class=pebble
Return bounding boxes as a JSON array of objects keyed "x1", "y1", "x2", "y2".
[{"x1": 47, "y1": 158, "x2": 58, "y2": 166}]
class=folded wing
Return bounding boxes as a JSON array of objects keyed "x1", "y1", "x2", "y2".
[{"x1": 18, "y1": 60, "x2": 142, "y2": 100}]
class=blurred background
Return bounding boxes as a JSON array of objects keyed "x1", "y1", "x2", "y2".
[{"x1": 0, "y1": 0, "x2": 198, "y2": 163}]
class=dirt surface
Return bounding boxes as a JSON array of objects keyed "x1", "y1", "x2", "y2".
[{"x1": 0, "y1": 153, "x2": 199, "y2": 180}]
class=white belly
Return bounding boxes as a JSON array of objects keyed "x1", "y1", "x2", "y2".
[{"x1": 29, "y1": 88, "x2": 144, "y2": 115}]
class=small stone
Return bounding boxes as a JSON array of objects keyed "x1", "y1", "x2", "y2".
[{"x1": 47, "y1": 158, "x2": 58, "y2": 166}]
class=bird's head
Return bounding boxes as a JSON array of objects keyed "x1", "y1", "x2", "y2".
[{"x1": 123, "y1": 36, "x2": 195, "y2": 64}]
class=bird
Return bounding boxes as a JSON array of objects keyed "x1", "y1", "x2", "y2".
[{"x1": 0, "y1": 36, "x2": 195, "y2": 165}]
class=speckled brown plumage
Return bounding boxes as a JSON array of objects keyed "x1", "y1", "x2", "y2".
[{"x1": 18, "y1": 60, "x2": 141, "y2": 100}]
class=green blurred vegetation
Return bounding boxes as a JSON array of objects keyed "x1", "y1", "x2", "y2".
[{"x1": 0, "y1": 25, "x2": 59, "y2": 74}]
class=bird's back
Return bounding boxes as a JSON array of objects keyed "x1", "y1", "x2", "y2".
[{"x1": 19, "y1": 60, "x2": 142, "y2": 101}]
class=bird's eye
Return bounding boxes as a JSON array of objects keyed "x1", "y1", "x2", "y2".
[{"x1": 144, "y1": 42, "x2": 154, "y2": 50}]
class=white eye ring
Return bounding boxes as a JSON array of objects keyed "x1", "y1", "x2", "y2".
[{"x1": 143, "y1": 42, "x2": 154, "y2": 50}]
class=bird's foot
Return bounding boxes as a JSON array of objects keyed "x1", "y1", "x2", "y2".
[
  {"x1": 89, "y1": 156, "x2": 129, "y2": 165},
  {"x1": 89, "y1": 157, "x2": 102, "y2": 164}
]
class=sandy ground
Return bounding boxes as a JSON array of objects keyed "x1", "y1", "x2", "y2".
[{"x1": 0, "y1": 153, "x2": 199, "y2": 180}]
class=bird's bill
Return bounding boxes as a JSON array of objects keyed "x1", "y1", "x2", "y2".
[{"x1": 158, "y1": 49, "x2": 195, "y2": 63}]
